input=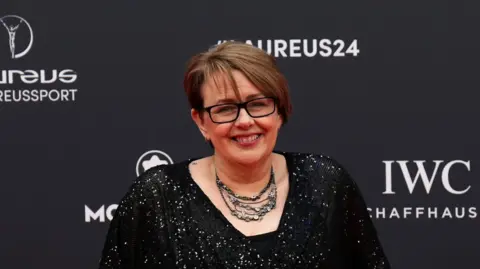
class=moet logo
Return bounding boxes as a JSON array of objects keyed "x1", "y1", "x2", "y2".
[
  {"x1": 383, "y1": 160, "x2": 472, "y2": 195},
  {"x1": 85, "y1": 204, "x2": 118, "y2": 223}
]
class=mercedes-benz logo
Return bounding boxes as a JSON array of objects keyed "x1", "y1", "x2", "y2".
[{"x1": 1, "y1": 15, "x2": 33, "y2": 59}]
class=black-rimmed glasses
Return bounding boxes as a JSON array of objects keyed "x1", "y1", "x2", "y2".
[{"x1": 203, "y1": 97, "x2": 276, "y2": 124}]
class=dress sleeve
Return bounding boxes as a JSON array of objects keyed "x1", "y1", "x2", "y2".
[
  {"x1": 340, "y1": 169, "x2": 392, "y2": 269},
  {"x1": 98, "y1": 168, "x2": 174, "y2": 268}
]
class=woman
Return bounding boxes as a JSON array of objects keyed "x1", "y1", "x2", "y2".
[{"x1": 98, "y1": 41, "x2": 391, "y2": 268}]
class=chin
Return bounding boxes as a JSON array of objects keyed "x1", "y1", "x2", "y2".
[
  {"x1": 230, "y1": 151, "x2": 266, "y2": 165},
  {"x1": 226, "y1": 139, "x2": 273, "y2": 165}
]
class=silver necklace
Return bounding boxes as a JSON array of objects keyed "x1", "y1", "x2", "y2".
[{"x1": 215, "y1": 166, "x2": 277, "y2": 222}]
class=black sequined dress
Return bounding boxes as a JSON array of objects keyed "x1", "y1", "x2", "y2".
[{"x1": 99, "y1": 152, "x2": 391, "y2": 269}]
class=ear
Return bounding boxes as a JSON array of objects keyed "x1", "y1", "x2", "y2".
[{"x1": 191, "y1": 108, "x2": 209, "y2": 140}]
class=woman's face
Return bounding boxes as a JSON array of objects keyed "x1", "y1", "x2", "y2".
[{"x1": 192, "y1": 70, "x2": 283, "y2": 165}]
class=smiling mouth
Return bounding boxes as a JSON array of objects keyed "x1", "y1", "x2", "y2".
[{"x1": 232, "y1": 134, "x2": 262, "y2": 143}]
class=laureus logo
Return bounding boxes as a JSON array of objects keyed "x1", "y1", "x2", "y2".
[{"x1": 0, "y1": 15, "x2": 33, "y2": 59}]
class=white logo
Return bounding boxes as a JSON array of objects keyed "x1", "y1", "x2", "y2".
[
  {"x1": 85, "y1": 204, "x2": 118, "y2": 223},
  {"x1": 216, "y1": 39, "x2": 360, "y2": 58},
  {"x1": 383, "y1": 160, "x2": 472, "y2": 195},
  {"x1": 1, "y1": 15, "x2": 33, "y2": 59},
  {"x1": 0, "y1": 69, "x2": 77, "y2": 84},
  {"x1": 367, "y1": 160, "x2": 477, "y2": 220},
  {"x1": 0, "y1": 15, "x2": 79, "y2": 103},
  {"x1": 135, "y1": 150, "x2": 173, "y2": 177}
]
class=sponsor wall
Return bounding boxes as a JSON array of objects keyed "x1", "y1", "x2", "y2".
[{"x1": 1, "y1": 1, "x2": 479, "y2": 268}]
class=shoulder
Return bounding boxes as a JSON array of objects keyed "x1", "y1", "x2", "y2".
[
  {"x1": 137, "y1": 158, "x2": 193, "y2": 188},
  {"x1": 281, "y1": 150, "x2": 355, "y2": 188},
  {"x1": 282, "y1": 151, "x2": 348, "y2": 175},
  {"x1": 282, "y1": 150, "x2": 363, "y2": 205},
  {"x1": 119, "y1": 158, "x2": 193, "y2": 207}
]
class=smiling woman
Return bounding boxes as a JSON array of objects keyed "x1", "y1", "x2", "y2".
[
  {"x1": 98, "y1": 41, "x2": 391, "y2": 269},
  {"x1": 190, "y1": 70, "x2": 285, "y2": 166}
]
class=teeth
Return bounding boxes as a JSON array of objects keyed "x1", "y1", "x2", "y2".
[{"x1": 236, "y1": 135, "x2": 259, "y2": 143}]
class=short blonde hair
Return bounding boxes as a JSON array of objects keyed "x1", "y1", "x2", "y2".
[{"x1": 183, "y1": 41, "x2": 293, "y2": 124}]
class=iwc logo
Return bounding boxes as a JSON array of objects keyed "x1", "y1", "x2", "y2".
[
  {"x1": 0, "y1": 15, "x2": 33, "y2": 59},
  {"x1": 135, "y1": 150, "x2": 174, "y2": 177}
]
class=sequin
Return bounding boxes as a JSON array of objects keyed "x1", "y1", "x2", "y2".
[{"x1": 98, "y1": 151, "x2": 391, "y2": 268}]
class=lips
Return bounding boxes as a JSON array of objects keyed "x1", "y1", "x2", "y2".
[{"x1": 232, "y1": 134, "x2": 262, "y2": 143}]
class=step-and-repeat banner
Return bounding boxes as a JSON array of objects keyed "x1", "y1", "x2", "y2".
[{"x1": 1, "y1": 1, "x2": 479, "y2": 268}]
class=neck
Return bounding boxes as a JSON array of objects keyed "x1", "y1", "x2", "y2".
[{"x1": 212, "y1": 152, "x2": 274, "y2": 196}]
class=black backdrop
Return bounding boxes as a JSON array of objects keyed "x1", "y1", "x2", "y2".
[{"x1": 1, "y1": 1, "x2": 479, "y2": 268}]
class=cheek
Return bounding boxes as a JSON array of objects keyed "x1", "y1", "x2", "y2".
[
  {"x1": 255, "y1": 116, "x2": 281, "y2": 132},
  {"x1": 211, "y1": 123, "x2": 233, "y2": 138}
]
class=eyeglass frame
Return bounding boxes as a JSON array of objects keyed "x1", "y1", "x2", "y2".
[{"x1": 201, "y1": 96, "x2": 278, "y2": 124}]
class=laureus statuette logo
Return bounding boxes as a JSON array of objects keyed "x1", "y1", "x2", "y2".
[{"x1": 0, "y1": 15, "x2": 33, "y2": 59}]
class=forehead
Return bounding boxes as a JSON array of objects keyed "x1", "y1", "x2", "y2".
[{"x1": 202, "y1": 70, "x2": 261, "y2": 102}]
